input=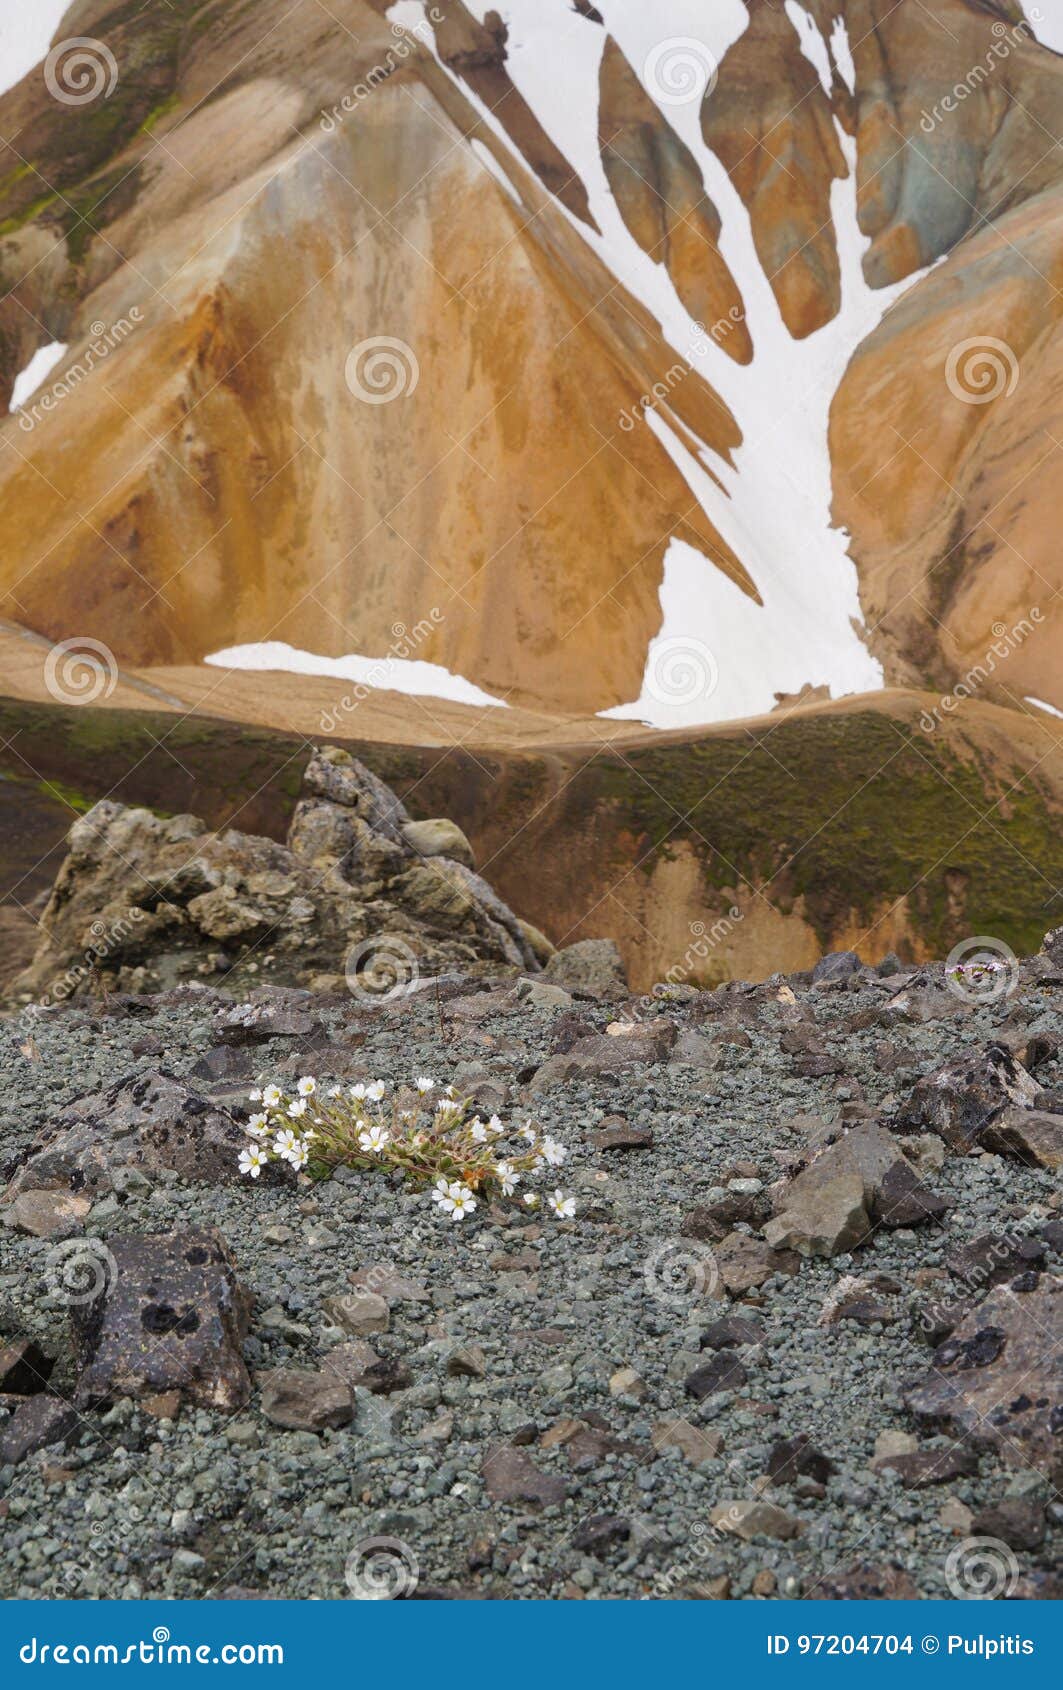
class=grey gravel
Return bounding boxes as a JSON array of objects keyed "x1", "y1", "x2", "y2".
[{"x1": 0, "y1": 954, "x2": 1060, "y2": 1600}]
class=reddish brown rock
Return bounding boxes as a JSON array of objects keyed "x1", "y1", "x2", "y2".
[
  {"x1": 871, "y1": 1445, "x2": 978, "y2": 1488},
  {"x1": 0, "y1": 1396, "x2": 79, "y2": 1466},
  {"x1": 814, "y1": 1563, "x2": 921, "y2": 1600},
  {"x1": 258, "y1": 1370, "x2": 353, "y2": 1431},
  {"x1": 898, "y1": 1045, "x2": 1041, "y2": 1153},
  {"x1": 482, "y1": 1443, "x2": 567, "y2": 1508},
  {"x1": 702, "y1": 0, "x2": 846, "y2": 338},
  {"x1": 71, "y1": 1230, "x2": 252, "y2": 1412},
  {"x1": 599, "y1": 38, "x2": 751, "y2": 362},
  {"x1": 432, "y1": 1, "x2": 595, "y2": 228},
  {"x1": 905, "y1": 1279, "x2": 1063, "y2": 1484}
]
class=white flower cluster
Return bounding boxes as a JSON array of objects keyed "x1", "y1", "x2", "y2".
[
  {"x1": 237, "y1": 1076, "x2": 321, "y2": 1177},
  {"x1": 236, "y1": 1074, "x2": 576, "y2": 1224}
]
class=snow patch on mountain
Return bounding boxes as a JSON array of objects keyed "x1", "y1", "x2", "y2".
[
  {"x1": 395, "y1": 0, "x2": 931, "y2": 727},
  {"x1": 1026, "y1": 695, "x2": 1063, "y2": 719},
  {"x1": 205, "y1": 642, "x2": 509, "y2": 710},
  {"x1": 9, "y1": 342, "x2": 68, "y2": 411},
  {"x1": 830, "y1": 17, "x2": 857, "y2": 93},
  {"x1": 786, "y1": 1, "x2": 833, "y2": 93}
]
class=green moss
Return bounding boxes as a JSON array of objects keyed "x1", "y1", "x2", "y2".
[
  {"x1": 0, "y1": 0, "x2": 205, "y2": 246},
  {"x1": 138, "y1": 92, "x2": 181, "y2": 135},
  {"x1": 0, "y1": 698, "x2": 314, "y2": 844},
  {"x1": 0, "y1": 189, "x2": 60, "y2": 237},
  {"x1": 0, "y1": 163, "x2": 33, "y2": 196},
  {"x1": 595, "y1": 712, "x2": 1062, "y2": 958},
  {"x1": 0, "y1": 697, "x2": 1058, "y2": 968},
  {"x1": 57, "y1": 164, "x2": 144, "y2": 265},
  {"x1": 36, "y1": 778, "x2": 98, "y2": 816}
]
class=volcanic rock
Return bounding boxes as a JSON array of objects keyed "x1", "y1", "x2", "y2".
[
  {"x1": 905, "y1": 1279, "x2": 1063, "y2": 1484},
  {"x1": 970, "y1": 1498, "x2": 1047, "y2": 1552},
  {"x1": 684, "y1": 1353, "x2": 748, "y2": 1401},
  {"x1": 984, "y1": 1107, "x2": 1063, "y2": 1170},
  {"x1": 531, "y1": 1020, "x2": 674, "y2": 1088},
  {"x1": 570, "y1": 1514, "x2": 630, "y2": 1555},
  {"x1": 946, "y1": 1231, "x2": 1046, "y2": 1292},
  {"x1": 897, "y1": 1045, "x2": 1041, "y2": 1153},
  {"x1": 813, "y1": 951, "x2": 862, "y2": 984},
  {"x1": 4, "y1": 1190, "x2": 91, "y2": 1238},
  {"x1": 765, "y1": 1122, "x2": 945, "y2": 1256},
  {"x1": 870, "y1": 1446, "x2": 978, "y2": 1488},
  {"x1": 874, "y1": 1159, "x2": 949, "y2": 1228},
  {"x1": 14, "y1": 749, "x2": 537, "y2": 1000},
  {"x1": 764, "y1": 1171, "x2": 869, "y2": 1259},
  {"x1": 767, "y1": 1435, "x2": 835, "y2": 1487},
  {"x1": 588, "y1": 1118, "x2": 655, "y2": 1151},
  {"x1": 716, "y1": 1231, "x2": 800, "y2": 1289},
  {"x1": 814, "y1": 1564, "x2": 920, "y2": 1600},
  {"x1": 349, "y1": 1265, "x2": 430, "y2": 1305},
  {"x1": 326, "y1": 1292, "x2": 390, "y2": 1336},
  {"x1": 259, "y1": 1369, "x2": 353, "y2": 1431},
  {"x1": 542, "y1": 940, "x2": 627, "y2": 997},
  {"x1": 709, "y1": 1500, "x2": 803, "y2": 1542},
  {"x1": 7, "y1": 1071, "x2": 247, "y2": 1198},
  {"x1": 321, "y1": 1342, "x2": 379, "y2": 1391},
  {"x1": 651, "y1": 1420, "x2": 722, "y2": 1466},
  {"x1": 699, "y1": 1315, "x2": 765, "y2": 1350},
  {"x1": 482, "y1": 1443, "x2": 567, "y2": 1508},
  {"x1": 401, "y1": 817, "x2": 476, "y2": 869},
  {"x1": 70, "y1": 1230, "x2": 252, "y2": 1411},
  {"x1": 0, "y1": 1395, "x2": 79, "y2": 1466}
]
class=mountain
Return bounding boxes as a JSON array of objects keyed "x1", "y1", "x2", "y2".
[
  {"x1": 0, "y1": 1, "x2": 1060, "y2": 982},
  {"x1": 1, "y1": 0, "x2": 1060, "y2": 722}
]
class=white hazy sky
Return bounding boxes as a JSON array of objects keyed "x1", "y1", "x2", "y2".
[{"x1": 0, "y1": 2, "x2": 72, "y2": 99}]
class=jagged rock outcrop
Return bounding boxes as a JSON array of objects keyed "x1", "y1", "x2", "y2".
[
  {"x1": 700, "y1": 0, "x2": 848, "y2": 339},
  {"x1": 13, "y1": 746, "x2": 539, "y2": 999},
  {"x1": 598, "y1": 38, "x2": 752, "y2": 361},
  {"x1": 430, "y1": 0, "x2": 596, "y2": 227}
]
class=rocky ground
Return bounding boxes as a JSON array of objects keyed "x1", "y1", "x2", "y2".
[{"x1": 0, "y1": 937, "x2": 1061, "y2": 1601}]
